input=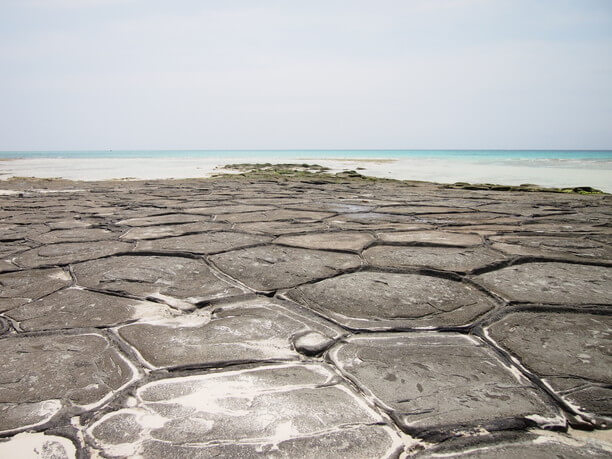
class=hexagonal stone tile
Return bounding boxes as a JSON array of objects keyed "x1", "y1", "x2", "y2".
[
  {"x1": 135, "y1": 231, "x2": 271, "y2": 255},
  {"x1": 13, "y1": 241, "x2": 133, "y2": 268},
  {"x1": 486, "y1": 311, "x2": 612, "y2": 425},
  {"x1": 85, "y1": 363, "x2": 403, "y2": 457},
  {"x1": 377, "y1": 230, "x2": 482, "y2": 246},
  {"x1": 209, "y1": 245, "x2": 361, "y2": 291},
  {"x1": 116, "y1": 213, "x2": 209, "y2": 226},
  {"x1": 274, "y1": 231, "x2": 375, "y2": 251},
  {"x1": 234, "y1": 221, "x2": 331, "y2": 236},
  {"x1": 475, "y1": 262, "x2": 611, "y2": 304},
  {"x1": 119, "y1": 222, "x2": 228, "y2": 240},
  {"x1": 218, "y1": 209, "x2": 334, "y2": 224},
  {"x1": 489, "y1": 235, "x2": 612, "y2": 261},
  {"x1": 30, "y1": 228, "x2": 118, "y2": 244},
  {"x1": 73, "y1": 255, "x2": 246, "y2": 311},
  {"x1": 286, "y1": 271, "x2": 496, "y2": 330},
  {"x1": 0, "y1": 332, "x2": 137, "y2": 434},
  {"x1": 328, "y1": 333, "x2": 563, "y2": 440},
  {"x1": 117, "y1": 297, "x2": 343, "y2": 370},
  {"x1": 414, "y1": 431, "x2": 612, "y2": 458},
  {"x1": 363, "y1": 246, "x2": 504, "y2": 272},
  {"x1": 0, "y1": 268, "x2": 72, "y2": 312},
  {"x1": 5, "y1": 288, "x2": 173, "y2": 331}
]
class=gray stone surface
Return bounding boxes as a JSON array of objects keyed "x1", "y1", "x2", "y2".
[
  {"x1": 377, "y1": 230, "x2": 483, "y2": 246},
  {"x1": 364, "y1": 245, "x2": 505, "y2": 272},
  {"x1": 0, "y1": 268, "x2": 72, "y2": 312},
  {"x1": 135, "y1": 231, "x2": 272, "y2": 254},
  {"x1": 274, "y1": 231, "x2": 375, "y2": 251},
  {"x1": 489, "y1": 235, "x2": 612, "y2": 261},
  {"x1": 0, "y1": 177, "x2": 610, "y2": 456},
  {"x1": 73, "y1": 255, "x2": 246, "y2": 310},
  {"x1": 117, "y1": 297, "x2": 342, "y2": 369},
  {"x1": 0, "y1": 332, "x2": 136, "y2": 433},
  {"x1": 13, "y1": 241, "x2": 133, "y2": 268},
  {"x1": 120, "y1": 221, "x2": 228, "y2": 240},
  {"x1": 30, "y1": 228, "x2": 118, "y2": 244},
  {"x1": 486, "y1": 311, "x2": 612, "y2": 425},
  {"x1": 287, "y1": 271, "x2": 496, "y2": 329},
  {"x1": 329, "y1": 334, "x2": 564, "y2": 439},
  {"x1": 210, "y1": 245, "x2": 361, "y2": 291},
  {"x1": 6, "y1": 287, "x2": 173, "y2": 331},
  {"x1": 476, "y1": 262, "x2": 612, "y2": 304},
  {"x1": 85, "y1": 363, "x2": 403, "y2": 457}
]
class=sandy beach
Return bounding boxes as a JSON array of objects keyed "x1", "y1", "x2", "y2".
[{"x1": 1, "y1": 155, "x2": 611, "y2": 192}]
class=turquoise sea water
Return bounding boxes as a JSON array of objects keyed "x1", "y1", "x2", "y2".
[{"x1": 1, "y1": 149, "x2": 611, "y2": 160}]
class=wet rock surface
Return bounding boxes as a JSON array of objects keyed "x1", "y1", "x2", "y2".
[{"x1": 0, "y1": 177, "x2": 610, "y2": 456}]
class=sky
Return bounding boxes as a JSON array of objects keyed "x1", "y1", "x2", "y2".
[{"x1": 1, "y1": 0, "x2": 611, "y2": 150}]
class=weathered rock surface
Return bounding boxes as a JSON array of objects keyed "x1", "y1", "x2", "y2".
[
  {"x1": 30, "y1": 228, "x2": 117, "y2": 244},
  {"x1": 414, "y1": 431, "x2": 612, "y2": 457},
  {"x1": 6, "y1": 288, "x2": 173, "y2": 331},
  {"x1": 13, "y1": 241, "x2": 132, "y2": 268},
  {"x1": 0, "y1": 268, "x2": 72, "y2": 312},
  {"x1": 476, "y1": 262, "x2": 612, "y2": 304},
  {"x1": 377, "y1": 230, "x2": 482, "y2": 246},
  {"x1": 0, "y1": 177, "x2": 610, "y2": 457},
  {"x1": 210, "y1": 245, "x2": 361, "y2": 291},
  {"x1": 274, "y1": 231, "x2": 375, "y2": 251},
  {"x1": 329, "y1": 334, "x2": 563, "y2": 439},
  {"x1": 120, "y1": 221, "x2": 229, "y2": 240},
  {"x1": 73, "y1": 255, "x2": 246, "y2": 310},
  {"x1": 489, "y1": 235, "x2": 612, "y2": 261},
  {"x1": 486, "y1": 311, "x2": 612, "y2": 425},
  {"x1": 85, "y1": 363, "x2": 403, "y2": 457},
  {"x1": 135, "y1": 231, "x2": 272, "y2": 254},
  {"x1": 364, "y1": 245, "x2": 505, "y2": 272},
  {"x1": 0, "y1": 332, "x2": 136, "y2": 433},
  {"x1": 286, "y1": 271, "x2": 496, "y2": 330},
  {"x1": 117, "y1": 297, "x2": 343, "y2": 369}
]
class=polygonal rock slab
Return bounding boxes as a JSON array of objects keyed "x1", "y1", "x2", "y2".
[
  {"x1": 86, "y1": 363, "x2": 403, "y2": 457},
  {"x1": 117, "y1": 297, "x2": 343, "y2": 369},
  {"x1": 13, "y1": 241, "x2": 133, "y2": 268},
  {"x1": 209, "y1": 245, "x2": 361, "y2": 291},
  {"x1": 363, "y1": 245, "x2": 504, "y2": 272},
  {"x1": 0, "y1": 268, "x2": 72, "y2": 312},
  {"x1": 486, "y1": 311, "x2": 612, "y2": 425},
  {"x1": 218, "y1": 209, "x2": 334, "y2": 224},
  {"x1": 286, "y1": 271, "x2": 496, "y2": 330},
  {"x1": 377, "y1": 230, "x2": 482, "y2": 247},
  {"x1": 0, "y1": 432, "x2": 77, "y2": 458},
  {"x1": 328, "y1": 333, "x2": 563, "y2": 440},
  {"x1": 234, "y1": 221, "x2": 331, "y2": 236},
  {"x1": 183, "y1": 204, "x2": 275, "y2": 214},
  {"x1": 0, "y1": 332, "x2": 137, "y2": 434},
  {"x1": 73, "y1": 255, "x2": 246, "y2": 311},
  {"x1": 119, "y1": 222, "x2": 228, "y2": 240},
  {"x1": 476, "y1": 262, "x2": 612, "y2": 304},
  {"x1": 5, "y1": 288, "x2": 173, "y2": 331},
  {"x1": 489, "y1": 235, "x2": 612, "y2": 261},
  {"x1": 135, "y1": 231, "x2": 271, "y2": 255},
  {"x1": 30, "y1": 228, "x2": 118, "y2": 244},
  {"x1": 116, "y1": 214, "x2": 210, "y2": 226},
  {"x1": 414, "y1": 431, "x2": 612, "y2": 458},
  {"x1": 274, "y1": 231, "x2": 375, "y2": 252}
]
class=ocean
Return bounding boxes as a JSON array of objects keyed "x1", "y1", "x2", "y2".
[{"x1": 1, "y1": 150, "x2": 611, "y2": 191}]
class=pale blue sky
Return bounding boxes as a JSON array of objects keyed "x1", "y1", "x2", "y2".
[{"x1": 1, "y1": 0, "x2": 611, "y2": 150}]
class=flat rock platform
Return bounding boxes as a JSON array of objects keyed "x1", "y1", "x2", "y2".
[{"x1": 0, "y1": 175, "x2": 610, "y2": 458}]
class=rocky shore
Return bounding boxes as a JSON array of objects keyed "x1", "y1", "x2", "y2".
[{"x1": 0, "y1": 171, "x2": 610, "y2": 457}]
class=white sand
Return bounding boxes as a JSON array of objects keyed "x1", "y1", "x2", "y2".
[{"x1": 0, "y1": 156, "x2": 610, "y2": 192}]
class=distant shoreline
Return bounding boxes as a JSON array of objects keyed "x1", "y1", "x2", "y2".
[{"x1": 0, "y1": 155, "x2": 610, "y2": 192}]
